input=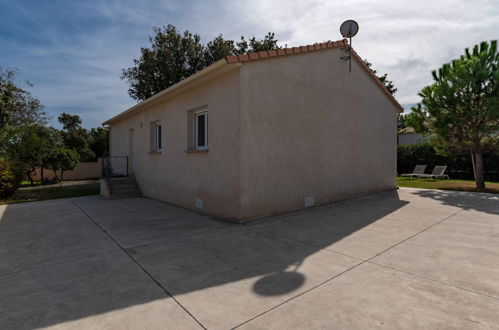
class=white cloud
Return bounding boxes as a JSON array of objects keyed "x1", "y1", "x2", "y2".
[{"x1": 2, "y1": 0, "x2": 498, "y2": 127}]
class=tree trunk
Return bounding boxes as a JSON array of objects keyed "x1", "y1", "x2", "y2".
[
  {"x1": 26, "y1": 172, "x2": 34, "y2": 186},
  {"x1": 472, "y1": 150, "x2": 485, "y2": 190},
  {"x1": 41, "y1": 168, "x2": 44, "y2": 184},
  {"x1": 52, "y1": 169, "x2": 59, "y2": 182},
  {"x1": 60, "y1": 170, "x2": 64, "y2": 182},
  {"x1": 470, "y1": 152, "x2": 476, "y2": 180}
]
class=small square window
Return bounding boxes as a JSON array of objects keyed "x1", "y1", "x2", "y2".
[{"x1": 194, "y1": 111, "x2": 208, "y2": 149}]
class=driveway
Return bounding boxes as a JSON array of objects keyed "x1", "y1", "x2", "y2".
[{"x1": 0, "y1": 188, "x2": 498, "y2": 329}]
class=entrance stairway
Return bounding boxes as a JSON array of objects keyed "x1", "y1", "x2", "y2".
[{"x1": 100, "y1": 177, "x2": 141, "y2": 198}]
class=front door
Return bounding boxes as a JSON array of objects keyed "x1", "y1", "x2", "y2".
[{"x1": 128, "y1": 129, "x2": 134, "y2": 175}]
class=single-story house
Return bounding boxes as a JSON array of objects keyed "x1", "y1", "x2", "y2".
[
  {"x1": 397, "y1": 126, "x2": 428, "y2": 145},
  {"x1": 102, "y1": 39, "x2": 403, "y2": 221}
]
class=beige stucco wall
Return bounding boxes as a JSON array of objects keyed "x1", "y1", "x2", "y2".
[
  {"x1": 107, "y1": 48, "x2": 398, "y2": 221},
  {"x1": 31, "y1": 159, "x2": 101, "y2": 181},
  {"x1": 238, "y1": 48, "x2": 398, "y2": 219},
  {"x1": 109, "y1": 68, "x2": 241, "y2": 219}
]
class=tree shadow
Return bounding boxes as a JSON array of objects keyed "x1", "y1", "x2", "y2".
[
  {"x1": 0, "y1": 189, "x2": 409, "y2": 329},
  {"x1": 405, "y1": 188, "x2": 499, "y2": 216}
]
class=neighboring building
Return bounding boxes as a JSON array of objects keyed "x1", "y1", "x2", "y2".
[
  {"x1": 102, "y1": 39, "x2": 403, "y2": 221},
  {"x1": 397, "y1": 127, "x2": 428, "y2": 145}
]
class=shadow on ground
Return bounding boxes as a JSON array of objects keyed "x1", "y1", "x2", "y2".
[
  {"x1": 0, "y1": 189, "x2": 410, "y2": 329},
  {"x1": 406, "y1": 188, "x2": 499, "y2": 215}
]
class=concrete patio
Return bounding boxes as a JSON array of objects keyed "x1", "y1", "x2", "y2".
[{"x1": 0, "y1": 187, "x2": 498, "y2": 329}]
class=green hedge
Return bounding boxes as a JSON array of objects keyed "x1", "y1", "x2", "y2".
[{"x1": 397, "y1": 144, "x2": 499, "y2": 181}]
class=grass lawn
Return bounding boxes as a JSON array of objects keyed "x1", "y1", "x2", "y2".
[
  {"x1": 0, "y1": 182, "x2": 99, "y2": 205},
  {"x1": 397, "y1": 177, "x2": 499, "y2": 194},
  {"x1": 20, "y1": 180, "x2": 42, "y2": 187}
]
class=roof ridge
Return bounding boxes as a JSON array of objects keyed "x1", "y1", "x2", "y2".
[{"x1": 225, "y1": 39, "x2": 348, "y2": 64}]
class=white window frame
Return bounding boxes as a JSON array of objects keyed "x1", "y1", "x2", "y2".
[
  {"x1": 150, "y1": 121, "x2": 162, "y2": 153},
  {"x1": 194, "y1": 111, "x2": 208, "y2": 150}
]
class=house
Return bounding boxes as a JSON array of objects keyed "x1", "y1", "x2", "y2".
[
  {"x1": 102, "y1": 39, "x2": 403, "y2": 221},
  {"x1": 397, "y1": 126, "x2": 428, "y2": 145}
]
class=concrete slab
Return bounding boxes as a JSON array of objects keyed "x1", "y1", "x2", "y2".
[
  {"x1": 73, "y1": 196, "x2": 230, "y2": 248},
  {"x1": 373, "y1": 200, "x2": 499, "y2": 298},
  {"x1": 1, "y1": 188, "x2": 497, "y2": 329},
  {"x1": 126, "y1": 226, "x2": 360, "y2": 329},
  {"x1": 0, "y1": 199, "x2": 119, "y2": 276},
  {"x1": 0, "y1": 251, "x2": 201, "y2": 330},
  {"x1": 238, "y1": 262, "x2": 499, "y2": 329},
  {"x1": 248, "y1": 189, "x2": 471, "y2": 260}
]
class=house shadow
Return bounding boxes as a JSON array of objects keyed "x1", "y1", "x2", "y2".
[{"x1": 0, "y1": 189, "x2": 409, "y2": 329}]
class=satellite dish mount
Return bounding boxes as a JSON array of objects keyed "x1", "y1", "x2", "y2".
[{"x1": 339, "y1": 20, "x2": 359, "y2": 73}]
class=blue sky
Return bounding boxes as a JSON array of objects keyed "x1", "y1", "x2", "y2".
[{"x1": 1, "y1": 0, "x2": 498, "y2": 128}]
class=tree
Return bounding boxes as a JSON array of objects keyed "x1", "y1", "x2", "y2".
[
  {"x1": 120, "y1": 25, "x2": 206, "y2": 101},
  {"x1": 45, "y1": 147, "x2": 79, "y2": 181},
  {"x1": 89, "y1": 127, "x2": 109, "y2": 158},
  {"x1": 0, "y1": 68, "x2": 47, "y2": 129},
  {"x1": 58, "y1": 113, "x2": 82, "y2": 130},
  {"x1": 397, "y1": 113, "x2": 407, "y2": 131},
  {"x1": 363, "y1": 60, "x2": 398, "y2": 95},
  {"x1": 0, "y1": 125, "x2": 53, "y2": 185},
  {"x1": 234, "y1": 32, "x2": 280, "y2": 54},
  {"x1": 58, "y1": 112, "x2": 96, "y2": 161},
  {"x1": 204, "y1": 34, "x2": 236, "y2": 65},
  {"x1": 121, "y1": 25, "x2": 281, "y2": 101},
  {"x1": 406, "y1": 40, "x2": 499, "y2": 190}
]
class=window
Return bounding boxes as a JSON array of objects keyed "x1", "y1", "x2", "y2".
[
  {"x1": 150, "y1": 121, "x2": 162, "y2": 152},
  {"x1": 194, "y1": 111, "x2": 208, "y2": 149}
]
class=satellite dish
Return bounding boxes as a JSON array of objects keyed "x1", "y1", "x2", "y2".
[
  {"x1": 340, "y1": 20, "x2": 359, "y2": 38},
  {"x1": 339, "y1": 20, "x2": 359, "y2": 73}
]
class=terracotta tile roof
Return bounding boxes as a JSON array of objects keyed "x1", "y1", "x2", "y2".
[
  {"x1": 225, "y1": 39, "x2": 348, "y2": 64},
  {"x1": 225, "y1": 39, "x2": 403, "y2": 112}
]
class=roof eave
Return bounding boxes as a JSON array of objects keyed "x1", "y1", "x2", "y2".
[{"x1": 103, "y1": 59, "x2": 233, "y2": 125}]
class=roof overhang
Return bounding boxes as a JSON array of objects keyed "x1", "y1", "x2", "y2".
[
  {"x1": 104, "y1": 39, "x2": 403, "y2": 125},
  {"x1": 103, "y1": 59, "x2": 240, "y2": 125}
]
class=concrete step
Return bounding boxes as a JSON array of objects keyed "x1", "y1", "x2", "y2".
[
  {"x1": 110, "y1": 193, "x2": 141, "y2": 199},
  {"x1": 111, "y1": 189, "x2": 139, "y2": 194},
  {"x1": 101, "y1": 177, "x2": 141, "y2": 198}
]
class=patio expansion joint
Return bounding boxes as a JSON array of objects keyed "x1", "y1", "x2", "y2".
[
  {"x1": 70, "y1": 199, "x2": 207, "y2": 330},
  {"x1": 367, "y1": 261, "x2": 499, "y2": 301},
  {"x1": 233, "y1": 197, "x2": 490, "y2": 329}
]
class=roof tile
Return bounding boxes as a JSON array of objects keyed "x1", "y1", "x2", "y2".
[
  {"x1": 249, "y1": 52, "x2": 259, "y2": 60},
  {"x1": 258, "y1": 51, "x2": 269, "y2": 59},
  {"x1": 238, "y1": 54, "x2": 250, "y2": 62}
]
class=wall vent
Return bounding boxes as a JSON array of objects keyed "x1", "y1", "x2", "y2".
[
  {"x1": 195, "y1": 199, "x2": 204, "y2": 209},
  {"x1": 305, "y1": 196, "x2": 315, "y2": 207}
]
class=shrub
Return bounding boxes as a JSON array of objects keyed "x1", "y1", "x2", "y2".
[
  {"x1": 0, "y1": 158, "x2": 20, "y2": 198},
  {"x1": 398, "y1": 143, "x2": 499, "y2": 181}
]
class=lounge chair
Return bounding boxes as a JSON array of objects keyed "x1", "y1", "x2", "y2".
[
  {"x1": 400, "y1": 165, "x2": 427, "y2": 178},
  {"x1": 418, "y1": 165, "x2": 449, "y2": 179}
]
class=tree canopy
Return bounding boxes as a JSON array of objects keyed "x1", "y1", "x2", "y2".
[
  {"x1": 0, "y1": 68, "x2": 47, "y2": 129},
  {"x1": 406, "y1": 40, "x2": 499, "y2": 190},
  {"x1": 121, "y1": 25, "x2": 281, "y2": 101},
  {"x1": 0, "y1": 68, "x2": 109, "y2": 187}
]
